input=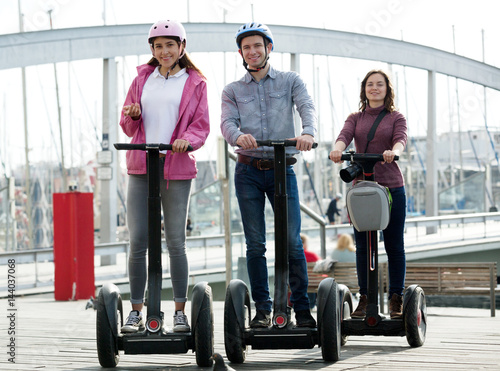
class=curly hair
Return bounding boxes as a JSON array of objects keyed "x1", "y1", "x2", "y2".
[{"x1": 358, "y1": 69, "x2": 396, "y2": 112}]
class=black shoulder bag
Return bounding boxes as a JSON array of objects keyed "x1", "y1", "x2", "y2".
[{"x1": 363, "y1": 108, "x2": 387, "y2": 153}]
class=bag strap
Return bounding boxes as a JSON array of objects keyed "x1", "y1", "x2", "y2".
[{"x1": 364, "y1": 108, "x2": 387, "y2": 153}]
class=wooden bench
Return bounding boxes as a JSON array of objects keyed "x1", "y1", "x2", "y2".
[
  {"x1": 307, "y1": 261, "x2": 498, "y2": 317},
  {"x1": 306, "y1": 262, "x2": 385, "y2": 307},
  {"x1": 306, "y1": 262, "x2": 356, "y2": 293},
  {"x1": 381, "y1": 262, "x2": 498, "y2": 317}
]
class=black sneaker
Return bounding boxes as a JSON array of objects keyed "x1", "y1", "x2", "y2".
[
  {"x1": 250, "y1": 309, "x2": 271, "y2": 328},
  {"x1": 295, "y1": 309, "x2": 317, "y2": 328},
  {"x1": 173, "y1": 310, "x2": 191, "y2": 332},
  {"x1": 121, "y1": 310, "x2": 144, "y2": 333}
]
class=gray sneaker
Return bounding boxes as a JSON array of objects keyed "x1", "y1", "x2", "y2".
[
  {"x1": 173, "y1": 310, "x2": 190, "y2": 332},
  {"x1": 121, "y1": 310, "x2": 144, "y2": 333}
]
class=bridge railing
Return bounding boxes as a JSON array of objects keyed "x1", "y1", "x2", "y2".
[{"x1": 1, "y1": 212, "x2": 499, "y2": 296}]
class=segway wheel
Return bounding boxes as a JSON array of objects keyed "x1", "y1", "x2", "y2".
[
  {"x1": 96, "y1": 289, "x2": 122, "y2": 367},
  {"x1": 404, "y1": 286, "x2": 427, "y2": 347},
  {"x1": 319, "y1": 281, "x2": 341, "y2": 362},
  {"x1": 338, "y1": 284, "x2": 353, "y2": 346},
  {"x1": 194, "y1": 287, "x2": 214, "y2": 367},
  {"x1": 224, "y1": 287, "x2": 247, "y2": 363}
]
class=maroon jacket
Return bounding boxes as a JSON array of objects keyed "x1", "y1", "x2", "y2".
[{"x1": 336, "y1": 104, "x2": 407, "y2": 188}]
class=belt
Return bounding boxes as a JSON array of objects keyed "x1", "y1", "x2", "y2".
[{"x1": 237, "y1": 154, "x2": 297, "y2": 170}]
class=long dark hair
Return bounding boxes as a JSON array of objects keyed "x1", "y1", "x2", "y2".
[
  {"x1": 358, "y1": 69, "x2": 396, "y2": 112},
  {"x1": 147, "y1": 37, "x2": 205, "y2": 78}
]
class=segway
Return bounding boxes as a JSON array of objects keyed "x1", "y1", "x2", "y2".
[
  {"x1": 96, "y1": 143, "x2": 214, "y2": 368},
  {"x1": 223, "y1": 140, "x2": 351, "y2": 363},
  {"x1": 336, "y1": 150, "x2": 426, "y2": 347}
]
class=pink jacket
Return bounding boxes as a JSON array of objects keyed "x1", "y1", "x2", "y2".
[{"x1": 119, "y1": 64, "x2": 210, "y2": 180}]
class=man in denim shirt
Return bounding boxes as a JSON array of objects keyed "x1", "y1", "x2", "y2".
[{"x1": 221, "y1": 22, "x2": 317, "y2": 328}]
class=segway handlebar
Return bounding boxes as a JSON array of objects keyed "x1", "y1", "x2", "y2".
[
  {"x1": 337, "y1": 151, "x2": 399, "y2": 183},
  {"x1": 114, "y1": 143, "x2": 194, "y2": 152},
  {"x1": 339, "y1": 152, "x2": 399, "y2": 162},
  {"x1": 255, "y1": 139, "x2": 318, "y2": 148}
]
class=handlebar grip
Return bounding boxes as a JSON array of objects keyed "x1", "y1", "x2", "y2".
[
  {"x1": 114, "y1": 143, "x2": 194, "y2": 152},
  {"x1": 159, "y1": 144, "x2": 194, "y2": 152},
  {"x1": 114, "y1": 143, "x2": 146, "y2": 150},
  {"x1": 255, "y1": 140, "x2": 318, "y2": 148},
  {"x1": 336, "y1": 153, "x2": 399, "y2": 162}
]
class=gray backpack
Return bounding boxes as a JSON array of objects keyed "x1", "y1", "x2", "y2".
[{"x1": 346, "y1": 181, "x2": 392, "y2": 232}]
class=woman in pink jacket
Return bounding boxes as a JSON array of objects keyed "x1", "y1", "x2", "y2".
[{"x1": 119, "y1": 20, "x2": 210, "y2": 334}]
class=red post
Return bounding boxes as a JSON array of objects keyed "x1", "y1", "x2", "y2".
[{"x1": 53, "y1": 192, "x2": 95, "y2": 300}]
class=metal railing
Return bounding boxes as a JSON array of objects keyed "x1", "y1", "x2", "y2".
[{"x1": 1, "y1": 212, "x2": 500, "y2": 296}]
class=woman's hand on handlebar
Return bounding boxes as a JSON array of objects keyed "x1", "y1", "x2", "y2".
[
  {"x1": 172, "y1": 139, "x2": 191, "y2": 153},
  {"x1": 383, "y1": 143, "x2": 403, "y2": 164},
  {"x1": 329, "y1": 141, "x2": 346, "y2": 163},
  {"x1": 236, "y1": 134, "x2": 258, "y2": 150},
  {"x1": 291, "y1": 134, "x2": 314, "y2": 151},
  {"x1": 382, "y1": 149, "x2": 398, "y2": 164},
  {"x1": 329, "y1": 149, "x2": 343, "y2": 163},
  {"x1": 122, "y1": 102, "x2": 141, "y2": 120}
]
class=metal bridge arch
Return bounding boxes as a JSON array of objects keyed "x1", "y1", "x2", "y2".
[
  {"x1": 2, "y1": 22, "x2": 499, "y2": 239},
  {"x1": 1, "y1": 23, "x2": 499, "y2": 89}
]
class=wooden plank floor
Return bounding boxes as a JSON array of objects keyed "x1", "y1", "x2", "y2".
[{"x1": 1, "y1": 294, "x2": 499, "y2": 370}]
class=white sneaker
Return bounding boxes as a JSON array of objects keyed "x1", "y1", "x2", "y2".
[
  {"x1": 121, "y1": 310, "x2": 144, "y2": 333},
  {"x1": 173, "y1": 310, "x2": 190, "y2": 332}
]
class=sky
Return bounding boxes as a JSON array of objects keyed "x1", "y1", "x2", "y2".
[{"x1": 1, "y1": 0, "x2": 500, "y2": 178}]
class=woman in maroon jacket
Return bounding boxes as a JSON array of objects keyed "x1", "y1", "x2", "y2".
[{"x1": 329, "y1": 69, "x2": 408, "y2": 320}]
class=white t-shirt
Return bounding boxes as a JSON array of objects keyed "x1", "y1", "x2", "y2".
[{"x1": 141, "y1": 67, "x2": 189, "y2": 153}]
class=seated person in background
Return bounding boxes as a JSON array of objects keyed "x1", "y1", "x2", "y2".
[
  {"x1": 332, "y1": 234, "x2": 356, "y2": 263},
  {"x1": 301, "y1": 234, "x2": 320, "y2": 309}
]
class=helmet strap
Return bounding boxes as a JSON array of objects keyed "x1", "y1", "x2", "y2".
[
  {"x1": 242, "y1": 42, "x2": 270, "y2": 73},
  {"x1": 162, "y1": 45, "x2": 185, "y2": 80}
]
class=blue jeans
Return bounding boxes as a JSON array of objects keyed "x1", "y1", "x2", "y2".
[
  {"x1": 353, "y1": 186, "x2": 406, "y2": 298},
  {"x1": 235, "y1": 162, "x2": 310, "y2": 313}
]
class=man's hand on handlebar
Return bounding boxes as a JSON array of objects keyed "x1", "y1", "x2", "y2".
[
  {"x1": 291, "y1": 134, "x2": 314, "y2": 151},
  {"x1": 236, "y1": 134, "x2": 258, "y2": 150}
]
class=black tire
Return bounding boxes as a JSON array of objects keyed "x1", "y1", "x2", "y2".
[
  {"x1": 194, "y1": 288, "x2": 214, "y2": 367},
  {"x1": 404, "y1": 286, "x2": 427, "y2": 347},
  {"x1": 96, "y1": 289, "x2": 121, "y2": 368},
  {"x1": 320, "y1": 282, "x2": 341, "y2": 362},
  {"x1": 224, "y1": 288, "x2": 247, "y2": 364},
  {"x1": 338, "y1": 285, "x2": 353, "y2": 346}
]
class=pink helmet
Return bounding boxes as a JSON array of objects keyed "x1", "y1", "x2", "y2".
[{"x1": 148, "y1": 20, "x2": 186, "y2": 46}]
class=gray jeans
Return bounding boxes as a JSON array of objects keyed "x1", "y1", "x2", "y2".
[{"x1": 126, "y1": 159, "x2": 192, "y2": 304}]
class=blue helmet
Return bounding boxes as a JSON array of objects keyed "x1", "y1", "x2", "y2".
[{"x1": 235, "y1": 22, "x2": 274, "y2": 51}]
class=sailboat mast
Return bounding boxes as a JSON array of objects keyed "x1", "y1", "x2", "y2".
[{"x1": 19, "y1": 0, "x2": 33, "y2": 250}]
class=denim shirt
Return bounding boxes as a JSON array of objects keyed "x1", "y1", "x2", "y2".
[{"x1": 221, "y1": 65, "x2": 317, "y2": 158}]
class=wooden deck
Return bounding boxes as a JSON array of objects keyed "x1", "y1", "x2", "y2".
[{"x1": 2, "y1": 294, "x2": 499, "y2": 370}]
